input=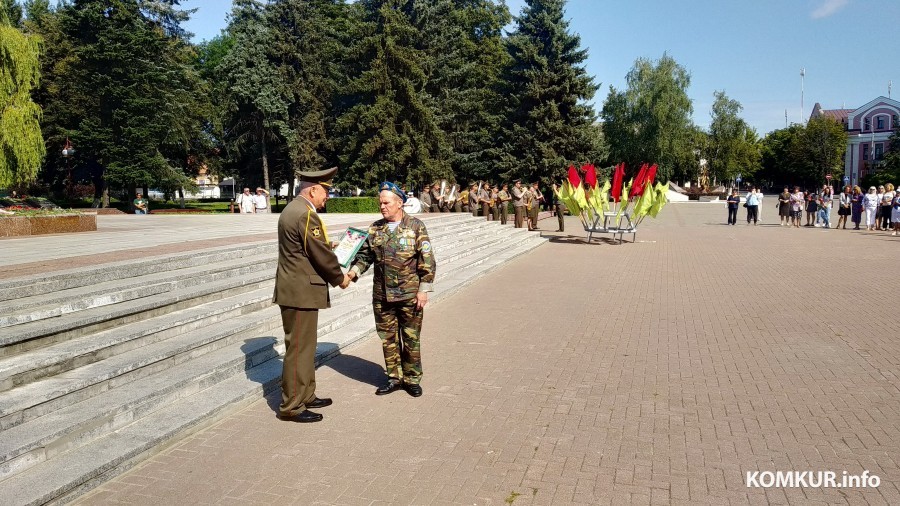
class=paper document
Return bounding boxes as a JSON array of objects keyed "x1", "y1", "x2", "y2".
[{"x1": 334, "y1": 227, "x2": 369, "y2": 268}]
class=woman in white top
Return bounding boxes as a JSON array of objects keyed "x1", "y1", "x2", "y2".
[
  {"x1": 756, "y1": 190, "x2": 764, "y2": 223},
  {"x1": 837, "y1": 186, "x2": 852, "y2": 229},
  {"x1": 862, "y1": 186, "x2": 880, "y2": 231},
  {"x1": 879, "y1": 183, "x2": 894, "y2": 230},
  {"x1": 892, "y1": 191, "x2": 900, "y2": 236}
]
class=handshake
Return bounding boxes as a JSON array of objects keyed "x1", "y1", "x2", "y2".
[{"x1": 338, "y1": 270, "x2": 358, "y2": 289}]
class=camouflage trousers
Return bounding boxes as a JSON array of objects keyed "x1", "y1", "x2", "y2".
[{"x1": 373, "y1": 298, "x2": 423, "y2": 385}]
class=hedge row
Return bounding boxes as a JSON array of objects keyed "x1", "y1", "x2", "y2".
[{"x1": 325, "y1": 197, "x2": 380, "y2": 213}]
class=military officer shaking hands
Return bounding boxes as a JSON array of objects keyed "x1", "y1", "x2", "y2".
[
  {"x1": 347, "y1": 182, "x2": 437, "y2": 397},
  {"x1": 273, "y1": 167, "x2": 352, "y2": 423}
]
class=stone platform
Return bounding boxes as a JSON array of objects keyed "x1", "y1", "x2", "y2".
[
  {"x1": 71, "y1": 204, "x2": 900, "y2": 505},
  {"x1": 0, "y1": 211, "x2": 548, "y2": 505}
]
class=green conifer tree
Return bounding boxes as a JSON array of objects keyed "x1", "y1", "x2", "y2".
[
  {"x1": 497, "y1": 0, "x2": 600, "y2": 185},
  {"x1": 410, "y1": 0, "x2": 510, "y2": 185},
  {"x1": 337, "y1": 0, "x2": 449, "y2": 188}
]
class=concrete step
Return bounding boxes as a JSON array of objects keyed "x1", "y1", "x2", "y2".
[
  {"x1": 0, "y1": 222, "x2": 534, "y2": 428},
  {"x1": 0, "y1": 216, "x2": 482, "y2": 326},
  {"x1": 0, "y1": 218, "x2": 523, "y2": 395},
  {"x1": 0, "y1": 214, "x2": 544, "y2": 504},
  {"x1": 0, "y1": 252, "x2": 279, "y2": 328},
  {"x1": 0, "y1": 217, "x2": 508, "y2": 356},
  {"x1": 0, "y1": 230, "x2": 546, "y2": 505},
  {"x1": 0, "y1": 270, "x2": 276, "y2": 357},
  {"x1": 0, "y1": 213, "x2": 475, "y2": 304},
  {"x1": 0, "y1": 241, "x2": 277, "y2": 303}
]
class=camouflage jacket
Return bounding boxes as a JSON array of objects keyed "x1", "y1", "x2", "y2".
[{"x1": 349, "y1": 213, "x2": 436, "y2": 302}]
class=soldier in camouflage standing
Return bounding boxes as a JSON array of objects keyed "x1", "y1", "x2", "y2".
[{"x1": 348, "y1": 182, "x2": 437, "y2": 397}]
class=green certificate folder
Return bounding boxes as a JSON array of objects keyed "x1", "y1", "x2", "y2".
[{"x1": 334, "y1": 227, "x2": 369, "y2": 268}]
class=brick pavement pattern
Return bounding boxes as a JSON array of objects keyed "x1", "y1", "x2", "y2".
[{"x1": 78, "y1": 204, "x2": 900, "y2": 505}]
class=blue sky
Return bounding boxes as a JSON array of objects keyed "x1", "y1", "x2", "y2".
[{"x1": 182, "y1": 0, "x2": 899, "y2": 135}]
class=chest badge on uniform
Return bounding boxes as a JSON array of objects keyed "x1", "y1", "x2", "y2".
[{"x1": 311, "y1": 227, "x2": 321, "y2": 238}]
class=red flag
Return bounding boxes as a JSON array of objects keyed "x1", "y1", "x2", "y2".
[
  {"x1": 567, "y1": 165, "x2": 581, "y2": 187},
  {"x1": 611, "y1": 163, "x2": 625, "y2": 202},
  {"x1": 645, "y1": 164, "x2": 658, "y2": 187},
  {"x1": 630, "y1": 163, "x2": 649, "y2": 197},
  {"x1": 583, "y1": 164, "x2": 597, "y2": 189}
]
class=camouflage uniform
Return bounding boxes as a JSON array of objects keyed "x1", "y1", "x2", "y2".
[{"x1": 350, "y1": 213, "x2": 437, "y2": 385}]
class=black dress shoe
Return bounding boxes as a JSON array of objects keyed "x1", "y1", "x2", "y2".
[
  {"x1": 375, "y1": 379, "x2": 402, "y2": 396},
  {"x1": 306, "y1": 397, "x2": 332, "y2": 409},
  {"x1": 403, "y1": 383, "x2": 423, "y2": 397},
  {"x1": 277, "y1": 409, "x2": 323, "y2": 423}
]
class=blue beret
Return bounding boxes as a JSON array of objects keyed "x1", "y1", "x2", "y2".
[{"x1": 379, "y1": 181, "x2": 407, "y2": 203}]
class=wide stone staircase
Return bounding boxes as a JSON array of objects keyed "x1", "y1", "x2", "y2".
[{"x1": 0, "y1": 213, "x2": 545, "y2": 505}]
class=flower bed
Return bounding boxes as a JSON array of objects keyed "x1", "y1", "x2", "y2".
[{"x1": 0, "y1": 213, "x2": 97, "y2": 237}]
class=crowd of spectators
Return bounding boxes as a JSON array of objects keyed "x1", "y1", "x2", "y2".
[{"x1": 726, "y1": 184, "x2": 900, "y2": 235}]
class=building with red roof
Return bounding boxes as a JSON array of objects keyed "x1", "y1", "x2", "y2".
[{"x1": 810, "y1": 97, "x2": 898, "y2": 186}]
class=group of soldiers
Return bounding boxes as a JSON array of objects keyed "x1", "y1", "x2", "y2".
[{"x1": 417, "y1": 180, "x2": 546, "y2": 231}]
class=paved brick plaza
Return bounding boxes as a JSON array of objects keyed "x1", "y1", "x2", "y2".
[{"x1": 77, "y1": 204, "x2": 899, "y2": 505}]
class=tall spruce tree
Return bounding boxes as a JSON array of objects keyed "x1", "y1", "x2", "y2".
[
  {"x1": 337, "y1": 0, "x2": 449, "y2": 188},
  {"x1": 267, "y1": 0, "x2": 347, "y2": 194},
  {"x1": 219, "y1": 0, "x2": 289, "y2": 191},
  {"x1": 1, "y1": 2, "x2": 45, "y2": 188},
  {"x1": 409, "y1": 0, "x2": 510, "y2": 185},
  {"x1": 496, "y1": 0, "x2": 600, "y2": 185}
]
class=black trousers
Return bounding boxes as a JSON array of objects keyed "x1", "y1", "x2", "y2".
[
  {"x1": 880, "y1": 205, "x2": 892, "y2": 229},
  {"x1": 727, "y1": 207, "x2": 737, "y2": 224},
  {"x1": 746, "y1": 205, "x2": 758, "y2": 223}
]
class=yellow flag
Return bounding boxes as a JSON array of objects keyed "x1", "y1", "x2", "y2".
[
  {"x1": 649, "y1": 182, "x2": 668, "y2": 218},
  {"x1": 615, "y1": 179, "x2": 632, "y2": 226},
  {"x1": 598, "y1": 179, "x2": 611, "y2": 213}
]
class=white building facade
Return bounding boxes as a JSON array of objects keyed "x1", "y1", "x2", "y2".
[{"x1": 811, "y1": 97, "x2": 899, "y2": 187}]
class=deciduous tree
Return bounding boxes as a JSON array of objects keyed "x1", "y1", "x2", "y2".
[
  {"x1": 0, "y1": 3, "x2": 45, "y2": 187},
  {"x1": 707, "y1": 91, "x2": 760, "y2": 183},
  {"x1": 602, "y1": 53, "x2": 693, "y2": 182}
]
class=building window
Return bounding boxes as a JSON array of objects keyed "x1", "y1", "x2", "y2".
[
  {"x1": 875, "y1": 143, "x2": 884, "y2": 161},
  {"x1": 894, "y1": 115, "x2": 899, "y2": 128},
  {"x1": 877, "y1": 117, "x2": 884, "y2": 130},
  {"x1": 864, "y1": 118, "x2": 871, "y2": 131},
  {"x1": 863, "y1": 144, "x2": 869, "y2": 160}
]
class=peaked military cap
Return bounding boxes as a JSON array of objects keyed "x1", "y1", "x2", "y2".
[
  {"x1": 380, "y1": 181, "x2": 407, "y2": 203},
  {"x1": 298, "y1": 167, "x2": 337, "y2": 187}
]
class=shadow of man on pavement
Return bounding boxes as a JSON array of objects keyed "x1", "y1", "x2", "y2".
[
  {"x1": 241, "y1": 337, "x2": 386, "y2": 413},
  {"x1": 318, "y1": 342, "x2": 385, "y2": 388}
]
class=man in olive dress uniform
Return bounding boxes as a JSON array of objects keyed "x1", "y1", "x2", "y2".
[
  {"x1": 511, "y1": 179, "x2": 526, "y2": 228},
  {"x1": 273, "y1": 167, "x2": 351, "y2": 423}
]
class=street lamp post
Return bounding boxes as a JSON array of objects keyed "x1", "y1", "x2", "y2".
[{"x1": 61, "y1": 138, "x2": 75, "y2": 197}]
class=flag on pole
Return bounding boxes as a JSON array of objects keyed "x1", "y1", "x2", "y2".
[
  {"x1": 611, "y1": 163, "x2": 625, "y2": 203},
  {"x1": 629, "y1": 163, "x2": 649, "y2": 198}
]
